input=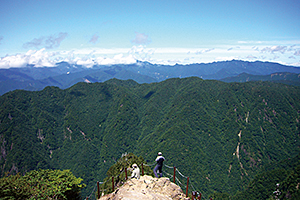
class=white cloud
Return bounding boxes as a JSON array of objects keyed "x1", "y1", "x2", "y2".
[
  {"x1": 0, "y1": 48, "x2": 56, "y2": 68},
  {"x1": 227, "y1": 46, "x2": 240, "y2": 51},
  {"x1": 27, "y1": 49, "x2": 57, "y2": 67},
  {"x1": 289, "y1": 56, "x2": 296, "y2": 59},
  {"x1": 73, "y1": 48, "x2": 129, "y2": 55},
  {"x1": 238, "y1": 41, "x2": 262, "y2": 44},
  {"x1": 89, "y1": 34, "x2": 99, "y2": 44},
  {"x1": 272, "y1": 46, "x2": 287, "y2": 54},
  {"x1": 294, "y1": 49, "x2": 300, "y2": 56},
  {"x1": 154, "y1": 48, "x2": 190, "y2": 54},
  {"x1": 98, "y1": 58, "x2": 114, "y2": 65},
  {"x1": 246, "y1": 55, "x2": 257, "y2": 59},
  {"x1": 128, "y1": 45, "x2": 155, "y2": 61},
  {"x1": 261, "y1": 46, "x2": 287, "y2": 54},
  {"x1": 0, "y1": 54, "x2": 28, "y2": 68},
  {"x1": 287, "y1": 45, "x2": 297, "y2": 52},
  {"x1": 289, "y1": 62, "x2": 300, "y2": 66},
  {"x1": 69, "y1": 52, "x2": 136, "y2": 67},
  {"x1": 75, "y1": 58, "x2": 94, "y2": 68},
  {"x1": 167, "y1": 59, "x2": 181, "y2": 65},
  {"x1": 215, "y1": 56, "x2": 240, "y2": 61},
  {"x1": 195, "y1": 48, "x2": 215, "y2": 55},
  {"x1": 259, "y1": 55, "x2": 267, "y2": 60},
  {"x1": 252, "y1": 46, "x2": 260, "y2": 51},
  {"x1": 23, "y1": 32, "x2": 68, "y2": 49},
  {"x1": 131, "y1": 32, "x2": 151, "y2": 45},
  {"x1": 114, "y1": 54, "x2": 136, "y2": 64}
]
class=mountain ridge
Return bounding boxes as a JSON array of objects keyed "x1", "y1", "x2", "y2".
[
  {"x1": 1, "y1": 60, "x2": 300, "y2": 95},
  {"x1": 221, "y1": 72, "x2": 300, "y2": 86}
]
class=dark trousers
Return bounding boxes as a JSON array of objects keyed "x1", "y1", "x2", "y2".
[{"x1": 154, "y1": 165, "x2": 163, "y2": 178}]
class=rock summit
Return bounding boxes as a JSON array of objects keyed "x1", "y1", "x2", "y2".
[{"x1": 99, "y1": 175, "x2": 189, "y2": 200}]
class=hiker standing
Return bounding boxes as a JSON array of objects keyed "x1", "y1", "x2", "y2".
[{"x1": 154, "y1": 152, "x2": 165, "y2": 178}]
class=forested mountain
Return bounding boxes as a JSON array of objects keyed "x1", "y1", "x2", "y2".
[
  {"x1": 221, "y1": 72, "x2": 300, "y2": 86},
  {"x1": 0, "y1": 77, "x2": 299, "y2": 198},
  {"x1": 231, "y1": 153, "x2": 300, "y2": 199},
  {"x1": 1, "y1": 60, "x2": 300, "y2": 95}
]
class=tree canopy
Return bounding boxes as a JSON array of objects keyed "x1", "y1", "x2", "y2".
[{"x1": 0, "y1": 169, "x2": 85, "y2": 200}]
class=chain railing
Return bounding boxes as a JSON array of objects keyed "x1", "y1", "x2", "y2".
[{"x1": 85, "y1": 162, "x2": 209, "y2": 200}]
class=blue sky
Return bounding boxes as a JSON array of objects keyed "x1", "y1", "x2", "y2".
[{"x1": 0, "y1": 0, "x2": 300, "y2": 68}]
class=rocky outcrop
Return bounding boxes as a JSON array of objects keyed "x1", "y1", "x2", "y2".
[{"x1": 99, "y1": 175, "x2": 189, "y2": 200}]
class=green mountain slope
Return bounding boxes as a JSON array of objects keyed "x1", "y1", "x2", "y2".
[
  {"x1": 221, "y1": 72, "x2": 300, "y2": 86},
  {"x1": 232, "y1": 153, "x2": 300, "y2": 200},
  {"x1": 0, "y1": 77, "x2": 299, "y2": 198}
]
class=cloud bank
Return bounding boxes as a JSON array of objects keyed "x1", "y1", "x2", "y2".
[
  {"x1": 0, "y1": 48, "x2": 57, "y2": 68},
  {"x1": 23, "y1": 32, "x2": 68, "y2": 49},
  {"x1": 1, "y1": 43, "x2": 300, "y2": 69},
  {"x1": 0, "y1": 48, "x2": 138, "y2": 69}
]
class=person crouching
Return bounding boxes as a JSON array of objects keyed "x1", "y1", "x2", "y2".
[{"x1": 131, "y1": 163, "x2": 140, "y2": 179}]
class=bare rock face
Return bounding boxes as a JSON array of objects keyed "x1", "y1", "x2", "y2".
[{"x1": 99, "y1": 175, "x2": 189, "y2": 200}]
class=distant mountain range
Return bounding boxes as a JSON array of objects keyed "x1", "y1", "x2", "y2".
[{"x1": 1, "y1": 60, "x2": 300, "y2": 95}]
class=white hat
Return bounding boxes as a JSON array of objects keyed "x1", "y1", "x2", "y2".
[
  {"x1": 132, "y1": 163, "x2": 138, "y2": 168},
  {"x1": 158, "y1": 152, "x2": 162, "y2": 155}
]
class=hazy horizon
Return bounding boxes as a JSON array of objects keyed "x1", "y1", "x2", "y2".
[{"x1": 0, "y1": 0, "x2": 299, "y2": 68}]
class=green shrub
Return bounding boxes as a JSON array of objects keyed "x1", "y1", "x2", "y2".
[{"x1": 0, "y1": 169, "x2": 85, "y2": 200}]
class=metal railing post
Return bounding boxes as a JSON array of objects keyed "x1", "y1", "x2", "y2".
[
  {"x1": 173, "y1": 167, "x2": 176, "y2": 183},
  {"x1": 192, "y1": 191, "x2": 196, "y2": 200},
  {"x1": 198, "y1": 193, "x2": 202, "y2": 200},
  {"x1": 186, "y1": 177, "x2": 189, "y2": 197},
  {"x1": 97, "y1": 181, "x2": 100, "y2": 199}
]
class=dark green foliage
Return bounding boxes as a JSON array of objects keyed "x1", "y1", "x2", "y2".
[
  {"x1": 279, "y1": 164, "x2": 300, "y2": 199},
  {"x1": 211, "y1": 192, "x2": 230, "y2": 200},
  {"x1": 221, "y1": 72, "x2": 300, "y2": 86},
  {"x1": 231, "y1": 153, "x2": 300, "y2": 200},
  {"x1": 0, "y1": 169, "x2": 85, "y2": 200},
  {"x1": 0, "y1": 77, "x2": 300, "y2": 198}
]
